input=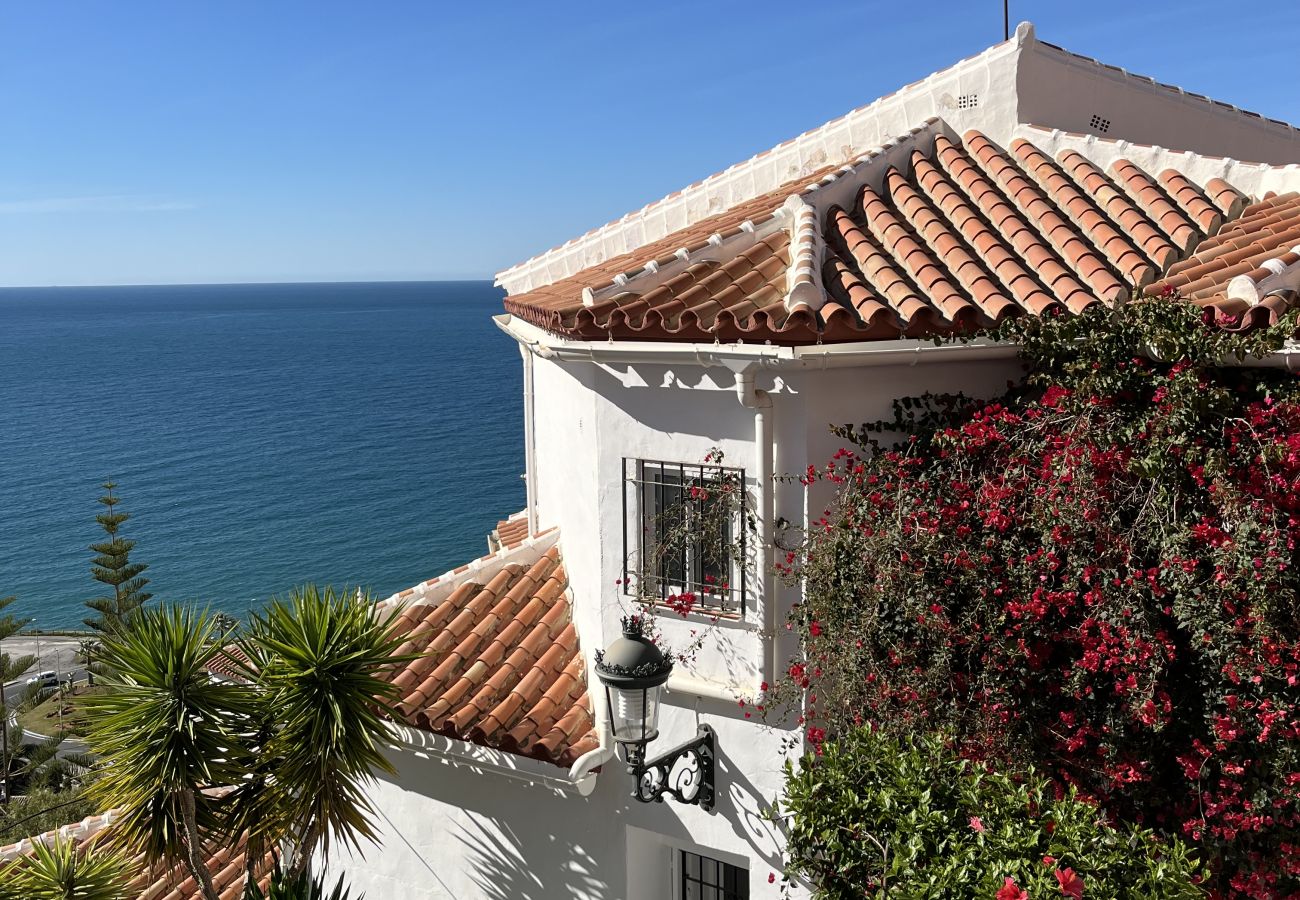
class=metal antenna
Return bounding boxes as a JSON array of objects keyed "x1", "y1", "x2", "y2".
[{"x1": 1003, "y1": 1, "x2": 1010, "y2": 40}]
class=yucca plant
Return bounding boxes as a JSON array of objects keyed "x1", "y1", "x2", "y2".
[
  {"x1": 84, "y1": 605, "x2": 257, "y2": 900},
  {"x1": 82, "y1": 588, "x2": 405, "y2": 899},
  {"x1": 243, "y1": 868, "x2": 363, "y2": 900},
  {"x1": 0, "y1": 834, "x2": 128, "y2": 900},
  {"x1": 236, "y1": 585, "x2": 406, "y2": 879}
]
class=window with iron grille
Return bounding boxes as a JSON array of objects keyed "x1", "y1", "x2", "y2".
[
  {"x1": 680, "y1": 850, "x2": 748, "y2": 900},
  {"x1": 622, "y1": 458, "x2": 748, "y2": 614}
]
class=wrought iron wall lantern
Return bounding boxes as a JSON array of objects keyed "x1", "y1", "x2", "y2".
[{"x1": 594, "y1": 616, "x2": 716, "y2": 810}]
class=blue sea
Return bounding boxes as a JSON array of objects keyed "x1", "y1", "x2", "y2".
[{"x1": 0, "y1": 282, "x2": 523, "y2": 629}]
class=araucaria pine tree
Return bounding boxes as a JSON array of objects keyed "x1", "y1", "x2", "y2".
[{"x1": 84, "y1": 482, "x2": 152, "y2": 633}]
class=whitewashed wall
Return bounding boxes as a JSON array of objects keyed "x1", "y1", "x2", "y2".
[
  {"x1": 329, "y1": 702, "x2": 795, "y2": 900},
  {"x1": 337, "y1": 348, "x2": 1025, "y2": 899}
]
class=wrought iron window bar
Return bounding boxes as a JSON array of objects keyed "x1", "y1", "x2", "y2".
[{"x1": 621, "y1": 457, "x2": 748, "y2": 613}]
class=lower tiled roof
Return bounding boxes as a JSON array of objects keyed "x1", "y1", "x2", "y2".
[
  {"x1": 502, "y1": 126, "x2": 1300, "y2": 344},
  {"x1": 489, "y1": 511, "x2": 529, "y2": 553},
  {"x1": 129, "y1": 835, "x2": 270, "y2": 900},
  {"x1": 381, "y1": 535, "x2": 599, "y2": 768},
  {"x1": 1147, "y1": 190, "x2": 1300, "y2": 328},
  {"x1": 204, "y1": 643, "x2": 253, "y2": 682},
  {"x1": 0, "y1": 812, "x2": 274, "y2": 900}
]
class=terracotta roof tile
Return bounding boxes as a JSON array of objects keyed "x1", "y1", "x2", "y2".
[
  {"x1": 1158, "y1": 169, "x2": 1224, "y2": 235},
  {"x1": 381, "y1": 539, "x2": 597, "y2": 768},
  {"x1": 1056, "y1": 149, "x2": 1179, "y2": 270},
  {"x1": 1146, "y1": 187, "x2": 1300, "y2": 328},
  {"x1": 1010, "y1": 139, "x2": 1155, "y2": 286},
  {"x1": 490, "y1": 512, "x2": 529, "y2": 552},
  {"x1": 503, "y1": 125, "x2": 1293, "y2": 343},
  {"x1": 503, "y1": 163, "x2": 840, "y2": 320},
  {"x1": 203, "y1": 644, "x2": 252, "y2": 682}
]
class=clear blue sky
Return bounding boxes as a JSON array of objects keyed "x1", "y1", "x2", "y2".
[{"x1": 2, "y1": 1, "x2": 1296, "y2": 286}]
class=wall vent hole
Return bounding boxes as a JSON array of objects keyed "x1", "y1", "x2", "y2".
[
  {"x1": 1089, "y1": 114, "x2": 1111, "y2": 133},
  {"x1": 956, "y1": 93, "x2": 979, "y2": 110}
]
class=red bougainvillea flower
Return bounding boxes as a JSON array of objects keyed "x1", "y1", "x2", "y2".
[
  {"x1": 969, "y1": 816, "x2": 985, "y2": 833},
  {"x1": 996, "y1": 877, "x2": 1028, "y2": 900},
  {"x1": 809, "y1": 621, "x2": 823, "y2": 637},
  {"x1": 1055, "y1": 867, "x2": 1084, "y2": 898},
  {"x1": 767, "y1": 873, "x2": 775, "y2": 884}
]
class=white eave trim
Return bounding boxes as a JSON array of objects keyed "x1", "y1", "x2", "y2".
[
  {"x1": 385, "y1": 721, "x2": 602, "y2": 797},
  {"x1": 495, "y1": 313, "x2": 1300, "y2": 371},
  {"x1": 0, "y1": 811, "x2": 118, "y2": 861},
  {"x1": 494, "y1": 312, "x2": 1021, "y2": 369}
]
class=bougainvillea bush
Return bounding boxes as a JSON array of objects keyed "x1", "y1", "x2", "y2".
[
  {"x1": 768, "y1": 300, "x2": 1300, "y2": 897},
  {"x1": 780, "y1": 727, "x2": 1204, "y2": 899}
]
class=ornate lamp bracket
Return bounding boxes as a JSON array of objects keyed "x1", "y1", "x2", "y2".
[{"x1": 622, "y1": 724, "x2": 715, "y2": 811}]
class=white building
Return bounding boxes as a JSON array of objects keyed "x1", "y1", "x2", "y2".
[{"x1": 331, "y1": 23, "x2": 1300, "y2": 900}]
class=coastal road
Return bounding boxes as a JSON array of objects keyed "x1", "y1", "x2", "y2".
[
  {"x1": 1, "y1": 635, "x2": 85, "y2": 684},
  {"x1": 1, "y1": 635, "x2": 94, "y2": 754}
]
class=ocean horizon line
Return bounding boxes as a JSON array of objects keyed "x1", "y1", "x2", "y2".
[{"x1": 0, "y1": 277, "x2": 499, "y2": 291}]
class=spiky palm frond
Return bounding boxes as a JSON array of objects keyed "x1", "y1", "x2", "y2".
[
  {"x1": 243, "y1": 867, "x2": 363, "y2": 900},
  {"x1": 239, "y1": 585, "x2": 407, "y2": 873},
  {"x1": 18, "y1": 735, "x2": 79, "y2": 794},
  {"x1": 82, "y1": 605, "x2": 257, "y2": 865},
  {"x1": 6, "y1": 834, "x2": 128, "y2": 900},
  {"x1": 23, "y1": 735, "x2": 63, "y2": 771},
  {"x1": 0, "y1": 596, "x2": 36, "y2": 687},
  {"x1": 0, "y1": 857, "x2": 24, "y2": 900},
  {"x1": 57, "y1": 752, "x2": 97, "y2": 773}
]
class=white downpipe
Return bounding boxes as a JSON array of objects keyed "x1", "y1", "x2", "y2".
[
  {"x1": 566, "y1": 738, "x2": 612, "y2": 796},
  {"x1": 734, "y1": 365, "x2": 775, "y2": 689},
  {"x1": 568, "y1": 660, "x2": 615, "y2": 791},
  {"x1": 520, "y1": 345, "x2": 538, "y2": 535}
]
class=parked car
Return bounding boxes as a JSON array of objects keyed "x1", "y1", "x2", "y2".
[{"x1": 25, "y1": 671, "x2": 58, "y2": 690}]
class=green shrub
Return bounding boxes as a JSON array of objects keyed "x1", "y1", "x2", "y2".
[{"x1": 777, "y1": 727, "x2": 1205, "y2": 899}]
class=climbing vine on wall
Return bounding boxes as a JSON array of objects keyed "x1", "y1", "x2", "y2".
[{"x1": 765, "y1": 297, "x2": 1300, "y2": 897}]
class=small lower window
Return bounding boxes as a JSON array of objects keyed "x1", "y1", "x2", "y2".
[{"x1": 680, "y1": 850, "x2": 748, "y2": 900}]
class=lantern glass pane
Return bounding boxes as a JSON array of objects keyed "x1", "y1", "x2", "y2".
[{"x1": 608, "y1": 684, "x2": 663, "y2": 744}]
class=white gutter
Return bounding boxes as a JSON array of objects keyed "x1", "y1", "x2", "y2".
[
  {"x1": 566, "y1": 739, "x2": 613, "y2": 788},
  {"x1": 519, "y1": 344, "x2": 538, "y2": 535},
  {"x1": 386, "y1": 722, "x2": 599, "y2": 797},
  {"x1": 1225, "y1": 347, "x2": 1300, "y2": 371},
  {"x1": 495, "y1": 313, "x2": 1022, "y2": 369}
]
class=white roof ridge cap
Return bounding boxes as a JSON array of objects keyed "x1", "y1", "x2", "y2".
[
  {"x1": 496, "y1": 39, "x2": 1019, "y2": 292},
  {"x1": 1033, "y1": 39, "x2": 1300, "y2": 135}
]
